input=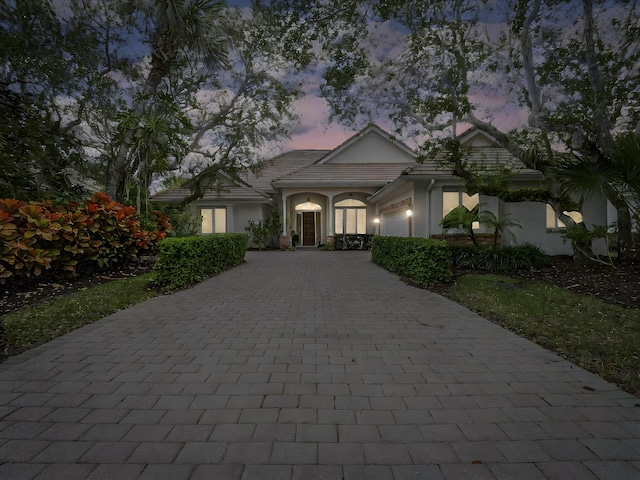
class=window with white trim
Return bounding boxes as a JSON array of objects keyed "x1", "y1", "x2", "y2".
[
  {"x1": 546, "y1": 205, "x2": 583, "y2": 229},
  {"x1": 442, "y1": 191, "x2": 480, "y2": 229},
  {"x1": 201, "y1": 208, "x2": 226, "y2": 234},
  {"x1": 443, "y1": 191, "x2": 479, "y2": 217},
  {"x1": 335, "y1": 199, "x2": 367, "y2": 234}
]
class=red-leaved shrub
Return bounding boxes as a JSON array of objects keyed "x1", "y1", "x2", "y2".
[{"x1": 0, "y1": 193, "x2": 170, "y2": 283}]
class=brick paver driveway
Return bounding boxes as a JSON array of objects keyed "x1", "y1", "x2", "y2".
[{"x1": 1, "y1": 250, "x2": 639, "y2": 479}]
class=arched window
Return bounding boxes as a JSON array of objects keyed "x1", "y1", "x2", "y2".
[
  {"x1": 335, "y1": 199, "x2": 367, "y2": 234},
  {"x1": 295, "y1": 201, "x2": 322, "y2": 211}
]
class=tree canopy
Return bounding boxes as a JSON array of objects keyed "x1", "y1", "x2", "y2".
[{"x1": 0, "y1": 0, "x2": 308, "y2": 208}]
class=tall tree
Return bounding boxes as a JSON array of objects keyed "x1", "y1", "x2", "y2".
[{"x1": 1, "y1": 0, "x2": 308, "y2": 206}]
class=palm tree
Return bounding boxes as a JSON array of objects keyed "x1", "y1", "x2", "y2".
[
  {"x1": 106, "y1": 0, "x2": 229, "y2": 201},
  {"x1": 441, "y1": 204, "x2": 480, "y2": 246},
  {"x1": 558, "y1": 132, "x2": 640, "y2": 264},
  {"x1": 478, "y1": 210, "x2": 522, "y2": 248}
]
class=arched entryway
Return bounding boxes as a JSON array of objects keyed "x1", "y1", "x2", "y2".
[{"x1": 295, "y1": 201, "x2": 322, "y2": 246}]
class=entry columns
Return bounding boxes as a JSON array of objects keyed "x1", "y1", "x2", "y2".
[{"x1": 327, "y1": 194, "x2": 334, "y2": 246}]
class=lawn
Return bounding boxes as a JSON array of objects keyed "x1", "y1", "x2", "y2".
[
  {"x1": 444, "y1": 274, "x2": 640, "y2": 395},
  {"x1": 1, "y1": 273, "x2": 157, "y2": 357}
]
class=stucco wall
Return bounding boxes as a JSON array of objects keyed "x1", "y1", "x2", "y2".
[{"x1": 504, "y1": 202, "x2": 572, "y2": 255}]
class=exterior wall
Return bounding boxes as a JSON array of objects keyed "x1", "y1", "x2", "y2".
[
  {"x1": 235, "y1": 203, "x2": 269, "y2": 232},
  {"x1": 504, "y1": 202, "x2": 572, "y2": 255},
  {"x1": 192, "y1": 201, "x2": 270, "y2": 236},
  {"x1": 581, "y1": 194, "x2": 611, "y2": 255}
]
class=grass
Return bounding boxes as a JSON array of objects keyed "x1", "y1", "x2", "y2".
[
  {"x1": 444, "y1": 274, "x2": 640, "y2": 395},
  {"x1": 2, "y1": 273, "x2": 157, "y2": 356}
]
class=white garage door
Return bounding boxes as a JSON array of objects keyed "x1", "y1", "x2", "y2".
[{"x1": 381, "y1": 209, "x2": 409, "y2": 237}]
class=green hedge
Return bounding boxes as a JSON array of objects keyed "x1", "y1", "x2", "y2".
[
  {"x1": 154, "y1": 234, "x2": 248, "y2": 289},
  {"x1": 450, "y1": 243, "x2": 549, "y2": 272},
  {"x1": 371, "y1": 236, "x2": 452, "y2": 287}
]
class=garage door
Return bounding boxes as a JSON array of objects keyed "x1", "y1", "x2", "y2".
[{"x1": 381, "y1": 209, "x2": 409, "y2": 237}]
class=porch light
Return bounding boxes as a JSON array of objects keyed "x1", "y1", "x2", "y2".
[
  {"x1": 406, "y1": 209, "x2": 413, "y2": 217},
  {"x1": 374, "y1": 218, "x2": 380, "y2": 224}
]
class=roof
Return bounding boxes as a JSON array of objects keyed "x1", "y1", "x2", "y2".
[
  {"x1": 272, "y1": 163, "x2": 414, "y2": 188},
  {"x1": 242, "y1": 150, "x2": 330, "y2": 193},
  {"x1": 406, "y1": 148, "x2": 541, "y2": 178},
  {"x1": 152, "y1": 184, "x2": 272, "y2": 203}
]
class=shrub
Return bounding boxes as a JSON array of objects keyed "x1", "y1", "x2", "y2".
[
  {"x1": 334, "y1": 234, "x2": 373, "y2": 250},
  {"x1": 371, "y1": 236, "x2": 451, "y2": 287},
  {"x1": 154, "y1": 233, "x2": 248, "y2": 289},
  {"x1": 450, "y1": 243, "x2": 549, "y2": 272},
  {"x1": 0, "y1": 194, "x2": 169, "y2": 283}
]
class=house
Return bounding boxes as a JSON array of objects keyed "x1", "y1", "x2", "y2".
[{"x1": 153, "y1": 124, "x2": 613, "y2": 255}]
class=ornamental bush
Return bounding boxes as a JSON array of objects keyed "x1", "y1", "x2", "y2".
[
  {"x1": 450, "y1": 243, "x2": 549, "y2": 272},
  {"x1": 0, "y1": 194, "x2": 170, "y2": 283},
  {"x1": 371, "y1": 236, "x2": 452, "y2": 287},
  {"x1": 154, "y1": 233, "x2": 248, "y2": 290}
]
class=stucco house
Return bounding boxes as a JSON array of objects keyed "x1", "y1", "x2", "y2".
[{"x1": 154, "y1": 123, "x2": 614, "y2": 255}]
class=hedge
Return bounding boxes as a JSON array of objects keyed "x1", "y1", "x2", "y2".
[
  {"x1": 449, "y1": 243, "x2": 549, "y2": 272},
  {"x1": 154, "y1": 233, "x2": 248, "y2": 289},
  {"x1": 371, "y1": 236, "x2": 452, "y2": 287}
]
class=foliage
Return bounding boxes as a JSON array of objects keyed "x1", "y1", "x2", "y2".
[
  {"x1": 441, "y1": 204, "x2": 480, "y2": 246},
  {"x1": 334, "y1": 234, "x2": 373, "y2": 250},
  {"x1": 371, "y1": 236, "x2": 451, "y2": 287},
  {"x1": 450, "y1": 243, "x2": 549, "y2": 272},
  {"x1": 156, "y1": 203, "x2": 201, "y2": 237},
  {"x1": 245, "y1": 208, "x2": 282, "y2": 250},
  {"x1": 0, "y1": 0, "x2": 307, "y2": 206},
  {"x1": 445, "y1": 274, "x2": 640, "y2": 395},
  {"x1": 478, "y1": 210, "x2": 522, "y2": 247},
  {"x1": 277, "y1": 0, "x2": 639, "y2": 263},
  {"x1": 562, "y1": 223, "x2": 616, "y2": 266},
  {"x1": 0, "y1": 193, "x2": 169, "y2": 283},
  {"x1": 154, "y1": 233, "x2": 248, "y2": 289},
  {"x1": 1, "y1": 273, "x2": 156, "y2": 358},
  {"x1": 0, "y1": 90, "x2": 88, "y2": 201}
]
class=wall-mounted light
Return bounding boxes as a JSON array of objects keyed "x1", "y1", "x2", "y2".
[
  {"x1": 373, "y1": 218, "x2": 380, "y2": 224},
  {"x1": 406, "y1": 209, "x2": 413, "y2": 217}
]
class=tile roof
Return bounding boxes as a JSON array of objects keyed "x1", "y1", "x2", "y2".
[
  {"x1": 243, "y1": 150, "x2": 330, "y2": 192},
  {"x1": 406, "y1": 148, "x2": 541, "y2": 178},
  {"x1": 272, "y1": 163, "x2": 414, "y2": 188},
  {"x1": 152, "y1": 184, "x2": 272, "y2": 203}
]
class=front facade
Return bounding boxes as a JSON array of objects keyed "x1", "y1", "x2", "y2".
[{"x1": 154, "y1": 124, "x2": 614, "y2": 255}]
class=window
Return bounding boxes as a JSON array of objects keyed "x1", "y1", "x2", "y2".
[
  {"x1": 443, "y1": 191, "x2": 479, "y2": 217},
  {"x1": 335, "y1": 199, "x2": 367, "y2": 234},
  {"x1": 201, "y1": 208, "x2": 226, "y2": 234},
  {"x1": 546, "y1": 205, "x2": 583, "y2": 229},
  {"x1": 442, "y1": 191, "x2": 480, "y2": 230}
]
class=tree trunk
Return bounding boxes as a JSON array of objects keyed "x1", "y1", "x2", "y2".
[
  {"x1": 105, "y1": 36, "x2": 173, "y2": 201},
  {"x1": 610, "y1": 194, "x2": 633, "y2": 264}
]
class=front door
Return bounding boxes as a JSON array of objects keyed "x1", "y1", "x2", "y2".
[{"x1": 302, "y1": 212, "x2": 315, "y2": 246}]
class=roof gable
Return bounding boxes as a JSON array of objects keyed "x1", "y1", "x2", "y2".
[
  {"x1": 317, "y1": 124, "x2": 416, "y2": 164},
  {"x1": 457, "y1": 128, "x2": 500, "y2": 147}
]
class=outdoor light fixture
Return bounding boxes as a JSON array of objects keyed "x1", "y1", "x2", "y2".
[
  {"x1": 374, "y1": 218, "x2": 380, "y2": 224},
  {"x1": 406, "y1": 209, "x2": 413, "y2": 217}
]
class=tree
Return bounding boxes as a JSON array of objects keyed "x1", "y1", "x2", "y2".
[
  {"x1": 0, "y1": 0, "x2": 103, "y2": 201},
  {"x1": 0, "y1": 0, "x2": 307, "y2": 208},
  {"x1": 271, "y1": 0, "x2": 640, "y2": 262}
]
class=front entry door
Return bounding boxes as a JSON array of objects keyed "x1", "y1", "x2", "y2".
[{"x1": 302, "y1": 212, "x2": 315, "y2": 246}]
